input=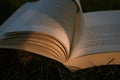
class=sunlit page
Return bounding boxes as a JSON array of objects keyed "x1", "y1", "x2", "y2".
[
  {"x1": 71, "y1": 10, "x2": 120, "y2": 58},
  {"x1": 0, "y1": 0, "x2": 78, "y2": 53}
]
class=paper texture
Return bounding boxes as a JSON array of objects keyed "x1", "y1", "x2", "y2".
[
  {"x1": 0, "y1": 0, "x2": 78, "y2": 54},
  {"x1": 71, "y1": 10, "x2": 120, "y2": 58}
]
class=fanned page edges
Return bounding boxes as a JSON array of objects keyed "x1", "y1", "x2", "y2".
[
  {"x1": 0, "y1": 32, "x2": 68, "y2": 63},
  {"x1": 0, "y1": 0, "x2": 79, "y2": 57},
  {"x1": 0, "y1": 0, "x2": 81, "y2": 71},
  {"x1": 0, "y1": 0, "x2": 79, "y2": 63},
  {"x1": 0, "y1": 12, "x2": 71, "y2": 54}
]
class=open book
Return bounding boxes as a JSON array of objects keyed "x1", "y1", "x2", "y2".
[{"x1": 0, "y1": 0, "x2": 120, "y2": 71}]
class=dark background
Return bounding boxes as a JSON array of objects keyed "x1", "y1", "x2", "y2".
[
  {"x1": 0, "y1": 0, "x2": 120, "y2": 80},
  {"x1": 1, "y1": 0, "x2": 120, "y2": 25}
]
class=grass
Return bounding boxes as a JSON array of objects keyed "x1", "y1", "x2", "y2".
[
  {"x1": 0, "y1": 0, "x2": 120, "y2": 80},
  {"x1": 0, "y1": 49, "x2": 120, "y2": 80}
]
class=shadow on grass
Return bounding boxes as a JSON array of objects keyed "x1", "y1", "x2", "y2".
[{"x1": 0, "y1": 48, "x2": 120, "y2": 80}]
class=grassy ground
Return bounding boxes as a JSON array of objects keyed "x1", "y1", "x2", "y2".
[
  {"x1": 0, "y1": 0, "x2": 120, "y2": 80},
  {"x1": 0, "y1": 49, "x2": 120, "y2": 80}
]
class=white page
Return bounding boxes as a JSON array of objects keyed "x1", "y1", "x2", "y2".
[
  {"x1": 0, "y1": 0, "x2": 78, "y2": 53},
  {"x1": 71, "y1": 10, "x2": 120, "y2": 58}
]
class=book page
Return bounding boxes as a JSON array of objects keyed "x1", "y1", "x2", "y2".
[
  {"x1": 64, "y1": 10, "x2": 120, "y2": 71},
  {"x1": 69, "y1": 9, "x2": 85, "y2": 55},
  {"x1": 0, "y1": 0, "x2": 78, "y2": 55},
  {"x1": 0, "y1": 32, "x2": 68, "y2": 62},
  {"x1": 64, "y1": 52, "x2": 120, "y2": 71},
  {"x1": 70, "y1": 10, "x2": 120, "y2": 58}
]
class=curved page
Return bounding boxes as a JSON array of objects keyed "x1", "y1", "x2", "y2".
[
  {"x1": 67, "y1": 10, "x2": 120, "y2": 70},
  {"x1": 0, "y1": 32, "x2": 68, "y2": 62},
  {"x1": 0, "y1": 0, "x2": 78, "y2": 58}
]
